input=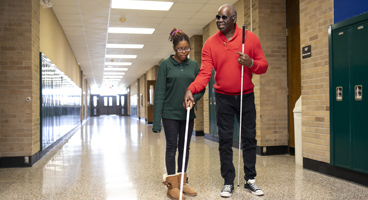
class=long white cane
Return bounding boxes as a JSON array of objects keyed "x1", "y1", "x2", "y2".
[
  {"x1": 237, "y1": 24, "x2": 246, "y2": 187},
  {"x1": 179, "y1": 106, "x2": 191, "y2": 200}
]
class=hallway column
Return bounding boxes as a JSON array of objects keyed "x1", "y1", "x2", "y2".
[
  {"x1": 299, "y1": 0, "x2": 333, "y2": 163},
  {"x1": 244, "y1": 0, "x2": 289, "y2": 154},
  {"x1": 0, "y1": 0, "x2": 41, "y2": 162}
]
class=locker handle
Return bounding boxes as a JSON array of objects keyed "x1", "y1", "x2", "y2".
[
  {"x1": 336, "y1": 87, "x2": 343, "y2": 101},
  {"x1": 210, "y1": 97, "x2": 212, "y2": 105},
  {"x1": 355, "y1": 85, "x2": 362, "y2": 101}
]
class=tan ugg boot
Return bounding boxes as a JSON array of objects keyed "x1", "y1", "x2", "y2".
[
  {"x1": 178, "y1": 173, "x2": 197, "y2": 196},
  {"x1": 162, "y1": 174, "x2": 186, "y2": 200}
]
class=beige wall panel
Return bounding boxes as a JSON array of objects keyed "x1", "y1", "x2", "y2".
[{"x1": 40, "y1": 7, "x2": 81, "y2": 87}]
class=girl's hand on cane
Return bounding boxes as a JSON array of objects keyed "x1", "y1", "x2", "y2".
[{"x1": 183, "y1": 89, "x2": 195, "y2": 109}]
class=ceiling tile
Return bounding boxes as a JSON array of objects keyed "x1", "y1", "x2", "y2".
[
  {"x1": 59, "y1": 20, "x2": 83, "y2": 27},
  {"x1": 170, "y1": 3, "x2": 204, "y2": 12},
  {"x1": 51, "y1": 0, "x2": 240, "y2": 87},
  {"x1": 78, "y1": 0, "x2": 110, "y2": 8}
]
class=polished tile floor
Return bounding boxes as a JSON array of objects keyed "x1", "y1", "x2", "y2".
[{"x1": 1, "y1": 115, "x2": 368, "y2": 200}]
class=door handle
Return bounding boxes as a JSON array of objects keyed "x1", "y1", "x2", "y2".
[
  {"x1": 336, "y1": 87, "x2": 343, "y2": 101},
  {"x1": 355, "y1": 85, "x2": 362, "y2": 101}
]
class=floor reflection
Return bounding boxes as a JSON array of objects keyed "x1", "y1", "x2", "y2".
[{"x1": 0, "y1": 115, "x2": 367, "y2": 199}]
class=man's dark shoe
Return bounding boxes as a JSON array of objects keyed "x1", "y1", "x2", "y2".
[
  {"x1": 220, "y1": 184, "x2": 234, "y2": 197},
  {"x1": 244, "y1": 179, "x2": 264, "y2": 196}
]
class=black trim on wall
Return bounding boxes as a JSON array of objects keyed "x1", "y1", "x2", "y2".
[
  {"x1": 303, "y1": 157, "x2": 368, "y2": 187},
  {"x1": 289, "y1": 147, "x2": 295, "y2": 156},
  {"x1": 256, "y1": 146, "x2": 288, "y2": 155},
  {"x1": 0, "y1": 122, "x2": 82, "y2": 168},
  {"x1": 192, "y1": 131, "x2": 204, "y2": 136}
]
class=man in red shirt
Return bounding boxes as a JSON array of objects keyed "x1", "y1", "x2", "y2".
[{"x1": 183, "y1": 4, "x2": 268, "y2": 198}]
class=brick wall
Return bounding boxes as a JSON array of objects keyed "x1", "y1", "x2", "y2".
[
  {"x1": 31, "y1": 0, "x2": 40, "y2": 155},
  {"x1": 300, "y1": 0, "x2": 333, "y2": 163},
  {"x1": 0, "y1": 0, "x2": 40, "y2": 157},
  {"x1": 244, "y1": 0, "x2": 288, "y2": 147},
  {"x1": 190, "y1": 35, "x2": 204, "y2": 132},
  {"x1": 202, "y1": 24, "x2": 213, "y2": 134}
]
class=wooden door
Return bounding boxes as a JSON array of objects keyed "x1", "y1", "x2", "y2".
[
  {"x1": 146, "y1": 80, "x2": 156, "y2": 124},
  {"x1": 287, "y1": 0, "x2": 301, "y2": 151}
]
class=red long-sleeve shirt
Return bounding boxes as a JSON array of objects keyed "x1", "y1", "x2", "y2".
[{"x1": 188, "y1": 25, "x2": 268, "y2": 95}]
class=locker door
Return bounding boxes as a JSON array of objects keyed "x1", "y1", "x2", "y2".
[
  {"x1": 350, "y1": 22, "x2": 368, "y2": 173},
  {"x1": 331, "y1": 27, "x2": 351, "y2": 168}
]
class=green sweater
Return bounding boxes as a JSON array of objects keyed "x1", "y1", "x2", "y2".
[{"x1": 152, "y1": 55, "x2": 205, "y2": 132}]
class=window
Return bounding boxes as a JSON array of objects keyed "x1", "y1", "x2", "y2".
[
  {"x1": 93, "y1": 96, "x2": 98, "y2": 107},
  {"x1": 121, "y1": 96, "x2": 125, "y2": 106},
  {"x1": 109, "y1": 97, "x2": 113, "y2": 106}
]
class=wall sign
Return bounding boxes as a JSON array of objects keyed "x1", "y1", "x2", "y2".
[{"x1": 302, "y1": 45, "x2": 312, "y2": 59}]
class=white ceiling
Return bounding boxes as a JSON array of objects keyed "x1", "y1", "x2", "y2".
[{"x1": 50, "y1": 0, "x2": 238, "y2": 89}]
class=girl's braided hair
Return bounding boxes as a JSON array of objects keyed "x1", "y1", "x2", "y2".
[{"x1": 169, "y1": 28, "x2": 190, "y2": 47}]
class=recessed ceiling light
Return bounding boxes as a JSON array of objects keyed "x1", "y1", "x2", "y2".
[
  {"x1": 111, "y1": 0, "x2": 173, "y2": 11},
  {"x1": 104, "y1": 68, "x2": 128, "y2": 71},
  {"x1": 106, "y1": 44, "x2": 144, "y2": 49},
  {"x1": 108, "y1": 27, "x2": 155, "y2": 34},
  {"x1": 106, "y1": 55, "x2": 137, "y2": 59},
  {"x1": 105, "y1": 62, "x2": 132, "y2": 65}
]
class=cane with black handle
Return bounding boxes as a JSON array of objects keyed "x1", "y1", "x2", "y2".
[{"x1": 237, "y1": 24, "x2": 246, "y2": 188}]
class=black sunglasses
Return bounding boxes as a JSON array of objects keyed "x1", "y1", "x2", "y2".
[{"x1": 216, "y1": 15, "x2": 235, "y2": 21}]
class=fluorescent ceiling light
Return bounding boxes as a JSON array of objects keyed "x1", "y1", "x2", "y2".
[
  {"x1": 109, "y1": 27, "x2": 155, "y2": 34},
  {"x1": 106, "y1": 55, "x2": 137, "y2": 59},
  {"x1": 104, "y1": 68, "x2": 128, "y2": 71},
  {"x1": 105, "y1": 62, "x2": 132, "y2": 66},
  {"x1": 104, "y1": 78, "x2": 121, "y2": 80},
  {"x1": 111, "y1": 0, "x2": 173, "y2": 11},
  {"x1": 104, "y1": 76, "x2": 123, "y2": 78},
  {"x1": 104, "y1": 72, "x2": 125, "y2": 75},
  {"x1": 106, "y1": 44, "x2": 144, "y2": 49},
  {"x1": 103, "y1": 79, "x2": 121, "y2": 82}
]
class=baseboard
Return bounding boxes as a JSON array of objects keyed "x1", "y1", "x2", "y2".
[
  {"x1": 303, "y1": 157, "x2": 368, "y2": 187},
  {"x1": 256, "y1": 146, "x2": 288, "y2": 155},
  {"x1": 0, "y1": 122, "x2": 83, "y2": 168},
  {"x1": 289, "y1": 147, "x2": 295, "y2": 156},
  {"x1": 192, "y1": 131, "x2": 204, "y2": 136}
]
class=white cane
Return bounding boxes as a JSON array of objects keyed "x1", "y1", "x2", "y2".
[
  {"x1": 237, "y1": 24, "x2": 246, "y2": 188},
  {"x1": 179, "y1": 105, "x2": 191, "y2": 200}
]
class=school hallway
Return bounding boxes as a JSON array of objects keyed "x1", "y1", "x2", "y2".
[{"x1": 0, "y1": 115, "x2": 367, "y2": 200}]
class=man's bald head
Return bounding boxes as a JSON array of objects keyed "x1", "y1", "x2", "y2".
[{"x1": 218, "y1": 4, "x2": 237, "y2": 17}]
